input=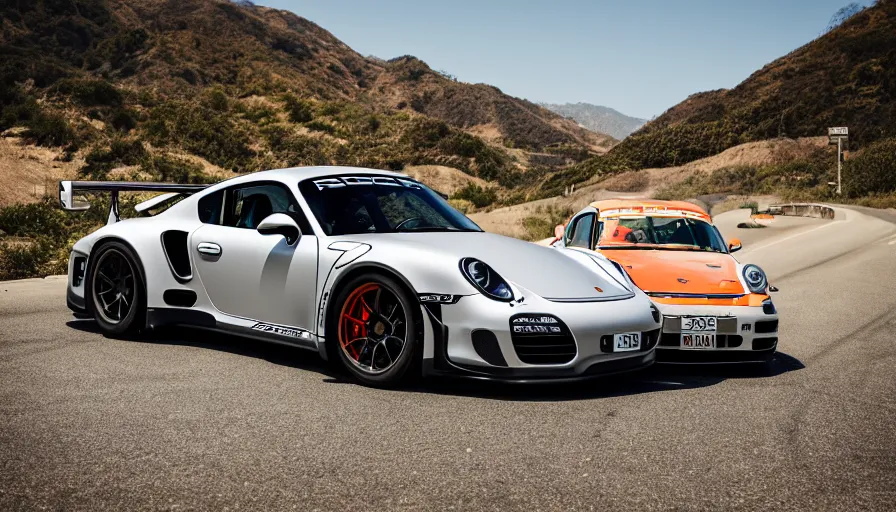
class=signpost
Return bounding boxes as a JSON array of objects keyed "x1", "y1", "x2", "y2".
[{"x1": 828, "y1": 127, "x2": 848, "y2": 195}]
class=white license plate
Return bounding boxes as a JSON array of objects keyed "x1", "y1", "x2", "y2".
[
  {"x1": 681, "y1": 333, "x2": 715, "y2": 349},
  {"x1": 614, "y1": 332, "x2": 641, "y2": 352},
  {"x1": 681, "y1": 316, "x2": 717, "y2": 332}
]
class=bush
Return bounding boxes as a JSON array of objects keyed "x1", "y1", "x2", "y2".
[
  {"x1": 842, "y1": 137, "x2": 896, "y2": 197},
  {"x1": 81, "y1": 139, "x2": 147, "y2": 179},
  {"x1": 141, "y1": 154, "x2": 216, "y2": 184},
  {"x1": 522, "y1": 205, "x2": 573, "y2": 241},
  {"x1": 54, "y1": 78, "x2": 122, "y2": 108},
  {"x1": 24, "y1": 109, "x2": 77, "y2": 147},
  {"x1": 451, "y1": 183, "x2": 498, "y2": 208},
  {"x1": 0, "y1": 239, "x2": 57, "y2": 281},
  {"x1": 145, "y1": 101, "x2": 256, "y2": 171},
  {"x1": 283, "y1": 94, "x2": 313, "y2": 123},
  {"x1": 305, "y1": 120, "x2": 336, "y2": 135}
]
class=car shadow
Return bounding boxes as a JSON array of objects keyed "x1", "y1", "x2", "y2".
[
  {"x1": 67, "y1": 319, "x2": 805, "y2": 402},
  {"x1": 414, "y1": 351, "x2": 806, "y2": 402},
  {"x1": 65, "y1": 319, "x2": 346, "y2": 382}
]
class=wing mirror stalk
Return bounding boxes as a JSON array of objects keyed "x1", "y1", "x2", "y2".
[{"x1": 257, "y1": 213, "x2": 301, "y2": 246}]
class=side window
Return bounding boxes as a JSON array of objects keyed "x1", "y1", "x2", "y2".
[
  {"x1": 565, "y1": 212, "x2": 595, "y2": 249},
  {"x1": 213, "y1": 183, "x2": 312, "y2": 233},
  {"x1": 198, "y1": 190, "x2": 225, "y2": 225}
]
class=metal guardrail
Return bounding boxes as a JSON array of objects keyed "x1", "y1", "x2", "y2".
[{"x1": 767, "y1": 203, "x2": 835, "y2": 219}]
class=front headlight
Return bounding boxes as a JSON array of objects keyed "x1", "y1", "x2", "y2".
[
  {"x1": 742, "y1": 264, "x2": 768, "y2": 293},
  {"x1": 459, "y1": 257, "x2": 514, "y2": 302}
]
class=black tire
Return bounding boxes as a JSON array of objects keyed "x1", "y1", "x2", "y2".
[
  {"x1": 86, "y1": 241, "x2": 146, "y2": 336},
  {"x1": 328, "y1": 273, "x2": 419, "y2": 387}
]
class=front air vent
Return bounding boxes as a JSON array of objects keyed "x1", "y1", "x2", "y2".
[
  {"x1": 753, "y1": 337, "x2": 777, "y2": 351},
  {"x1": 510, "y1": 314, "x2": 576, "y2": 365},
  {"x1": 161, "y1": 230, "x2": 192, "y2": 281},
  {"x1": 755, "y1": 320, "x2": 778, "y2": 334},
  {"x1": 471, "y1": 330, "x2": 507, "y2": 367},
  {"x1": 163, "y1": 289, "x2": 197, "y2": 308}
]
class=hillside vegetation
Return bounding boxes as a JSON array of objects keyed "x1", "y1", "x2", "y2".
[
  {"x1": 611, "y1": 0, "x2": 896, "y2": 169},
  {"x1": 0, "y1": 0, "x2": 621, "y2": 278}
]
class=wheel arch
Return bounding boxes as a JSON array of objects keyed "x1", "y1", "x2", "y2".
[
  {"x1": 85, "y1": 236, "x2": 149, "y2": 318},
  {"x1": 322, "y1": 262, "x2": 423, "y2": 350}
]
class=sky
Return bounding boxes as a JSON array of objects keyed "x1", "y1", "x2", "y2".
[{"x1": 255, "y1": 0, "x2": 872, "y2": 120}]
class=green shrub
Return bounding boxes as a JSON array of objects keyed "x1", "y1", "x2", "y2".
[
  {"x1": 145, "y1": 101, "x2": 256, "y2": 171},
  {"x1": 522, "y1": 205, "x2": 573, "y2": 241},
  {"x1": 0, "y1": 239, "x2": 57, "y2": 281},
  {"x1": 305, "y1": 119, "x2": 336, "y2": 134},
  {"x1": 842, "y1": 137, "x2": 896, "y2": 197},
  {"x1": 24, "y1": 109, "x2": 77, "y2": 147},
  {"x1": 141, "y1": 154, "x2": 216, "y2": 184},
  {"x1": 283, "y1": 94, "x2": 314, "y2": 123},
  {"x1": 54, "y1": 78, "x2": 122, "y2": 108},
  {"x1": 81, "y1": 139, "x2": 147, "y2": 179},
  {"x1": 451, "y1": 183, "x2": 498, "y2": 208}
]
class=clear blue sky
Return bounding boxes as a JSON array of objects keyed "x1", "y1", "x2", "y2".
[{"x1": 255, "y1": 0, "x2": 871, "y2": 119}]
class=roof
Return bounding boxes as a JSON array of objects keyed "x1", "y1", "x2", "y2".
[
  {"x1": 241, "y1": 165, "x2": 407, "y2": 182},
  {"x1": 589, "y1": 198, "x2": 711, "y2": 220}
]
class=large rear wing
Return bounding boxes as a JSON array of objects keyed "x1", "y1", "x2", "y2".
[{"x1": 59, "y1": 180, "x2": 209, "y2": 224}]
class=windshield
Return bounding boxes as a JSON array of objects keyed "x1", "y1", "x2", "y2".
[
  {"x1": 598, "y1": 216, "x2": 727, "y2": 253},
  {"x1": 299, "y1": 175, "x2": 482, "y2": 235}
]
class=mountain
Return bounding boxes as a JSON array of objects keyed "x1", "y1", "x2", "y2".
[
  {"x1": 541, "y1": 103, "x2": 646, "y2": 140},
  {"x1": 608, "y1": 0, "x2": 896, "y2": 169},
  {"x1": 0, "y1": 0, "x2": 616, "y2": 202}
]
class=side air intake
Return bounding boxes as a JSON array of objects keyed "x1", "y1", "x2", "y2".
[{"x1": 161, "y1": 230, "x2": 192, "y2": 282}]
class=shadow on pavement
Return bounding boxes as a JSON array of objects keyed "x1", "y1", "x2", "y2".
[
  {"x1": 67, "y1": 319, "x2": 805, "y2": 402},
  {"x1": 66, "y1": 319, "x2": 345, "y2": 382},
  {"x1": 417, "y1": 352, "x2": 805, "y2": 402}
]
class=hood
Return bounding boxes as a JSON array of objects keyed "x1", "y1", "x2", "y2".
[
  {"x1": 600, "y1": 248, "x2": 745, "y2": 295},
  {"x1": 339, "y1": 232, "x2": 633, "y2": 301}
]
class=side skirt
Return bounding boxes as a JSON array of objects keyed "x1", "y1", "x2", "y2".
[{"x1": 146, "y1": 308, "x2": 320, "y2": 352}]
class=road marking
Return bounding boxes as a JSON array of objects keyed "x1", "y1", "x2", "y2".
[{"x1": 741, "y1": 221, "x2": 839, "y2": 255}]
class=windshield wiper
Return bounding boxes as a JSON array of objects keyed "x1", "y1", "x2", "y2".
[{"x1": 394, "y1": 226, "x2": 480, "y2": 233}]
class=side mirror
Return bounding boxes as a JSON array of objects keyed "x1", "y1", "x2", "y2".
[
  {"x1": 728, "y1": 238, "x2": 742, "y2": 253},
  {"x1": 257, "y1": 213, "x2": 301, "y2": 246}
]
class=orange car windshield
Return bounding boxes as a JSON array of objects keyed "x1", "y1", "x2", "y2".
[{"x1": 598, "y1": 216, "x2": 727, "y2": 253}]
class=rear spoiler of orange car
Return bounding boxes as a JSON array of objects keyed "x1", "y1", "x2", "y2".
[{"x1": 59, "y1": 180, "x2": 209, "y2": 224}]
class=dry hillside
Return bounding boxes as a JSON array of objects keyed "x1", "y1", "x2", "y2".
[
  {"x1": 608, "y1": 0, "x2": 896, "y2": 169},
  {"x1": 0, "y1": 0, "x2": 615, "y2": 207}
]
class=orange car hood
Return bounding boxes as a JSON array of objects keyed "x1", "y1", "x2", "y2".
[{"x1": 600, "y1": 249, "x2": 745, "y2": 295}]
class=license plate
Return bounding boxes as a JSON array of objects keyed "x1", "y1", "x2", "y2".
[
  {"x1": 614, "y1": 332, "x2": 641, "y2": 352},
  {"x1": 681, "y1": 333, "x2": 715, "y2": 349},
  {"x1": 681, "y1": 316, "x2": 717, "y2": 332}
]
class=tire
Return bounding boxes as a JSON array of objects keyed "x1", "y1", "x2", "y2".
[
  {"x1": 329, "y1": 273, "x2": 419, "y2": 387},
  {"x1": 86, "y1": 241, "x2": 146, "y2": 336}
]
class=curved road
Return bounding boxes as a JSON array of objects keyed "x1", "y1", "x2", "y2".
[{"x1": 1, "y1": 207, "x2": 895, "y2": 510}]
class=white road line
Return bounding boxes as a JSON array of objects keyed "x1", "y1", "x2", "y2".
[{"x1": 740, "y1": 221, "x2": 839, "y2": 255}]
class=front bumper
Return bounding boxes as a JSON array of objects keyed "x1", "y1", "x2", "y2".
[
  {"x1": 653, "y1": 300, "x2": 779, "y2": 363},
  {"x1": 421, "y1": 291, "x2": 662, "y2": 381}
]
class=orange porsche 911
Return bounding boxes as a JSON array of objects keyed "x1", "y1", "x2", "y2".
[{"x1": 549, "y1": 200, "x2": 778, "y2": 363}]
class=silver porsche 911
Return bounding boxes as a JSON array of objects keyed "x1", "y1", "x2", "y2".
[{"x1": 61, "y1": 166, "x2": 661, "y2": 386}]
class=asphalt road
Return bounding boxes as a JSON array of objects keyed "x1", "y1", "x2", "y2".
[{"x1": 2, "y1": 207, "x2": 896, "y2": 511}]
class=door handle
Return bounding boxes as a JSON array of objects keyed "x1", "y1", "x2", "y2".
[{"x1": 197, "y1": 242, "x2": 222, "y2": 256}]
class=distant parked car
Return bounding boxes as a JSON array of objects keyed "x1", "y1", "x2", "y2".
[
  {"x1": 548, "y1": 199, "x2": 778, "y2": 363},
  {"x1": 60, "y1": 167, "x2": 661, "y2": 386}
]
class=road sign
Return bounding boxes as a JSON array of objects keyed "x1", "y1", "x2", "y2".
[
  {"x1": 829, "y1": 135, "x2": 848, "y2": 145},
  {"x1": 827, "y1": 127, "x2": 849, "y2": 195}
]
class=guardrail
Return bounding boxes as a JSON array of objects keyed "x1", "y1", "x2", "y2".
[{"x1": 767, "y1": 203, "x2": 835, "y2": 219}]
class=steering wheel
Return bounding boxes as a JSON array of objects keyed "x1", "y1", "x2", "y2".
[{"x1": 394, "y1": 217, "x2": 423, "y2": 231}]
